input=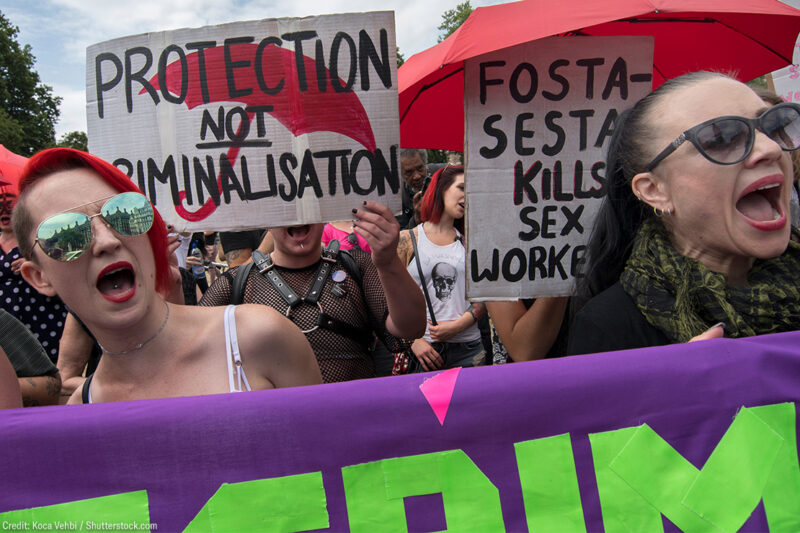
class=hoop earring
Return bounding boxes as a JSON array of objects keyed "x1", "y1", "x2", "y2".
[{"x1": 653, "y1": 206, "x2": 663, "y2": 218}]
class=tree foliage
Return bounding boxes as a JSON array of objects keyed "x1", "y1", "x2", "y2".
[
  {"x1": 427, "y1": 149, "x2": 449, "y2": 164},
  {"x1": 0, "y1": 11, "x2": 61, "y2": 156},
  {"x1": 396, "y1": 46, "x2": 405, "y2": 68},
  {"x1": 56, "y1": 131, "x2": 88, "y2": 152},
  {"x1": 438, "y1": 1, "x2": 473, "y2": 42}
]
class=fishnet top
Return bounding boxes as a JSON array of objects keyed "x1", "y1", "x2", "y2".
[{"x1": 200, "y1": 250, "x2": 404, "y2": 383}]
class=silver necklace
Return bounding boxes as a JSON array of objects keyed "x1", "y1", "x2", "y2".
[{"x1": 99, "y1": 302, "x2": 170, "y2": 356}]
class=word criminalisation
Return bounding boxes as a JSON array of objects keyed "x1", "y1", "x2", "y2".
[{"x1": 114, "y1": 147, "x2": 400, "y2": 207}]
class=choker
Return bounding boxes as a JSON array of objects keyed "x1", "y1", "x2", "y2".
[{"x1": 99, "y1": 301, "x2": 170, "y2": 356}]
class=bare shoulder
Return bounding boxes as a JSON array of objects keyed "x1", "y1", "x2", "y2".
[
  {"x1": 232, "y1": 304, "x2": 322, "y2": 387},
  {"x1": 233, "y1": 304, "x2": 296, "y2": 337}
]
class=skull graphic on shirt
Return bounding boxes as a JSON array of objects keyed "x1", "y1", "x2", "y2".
[{"x1": 431, "y1": 262, "x2": 457, "y2": 302}]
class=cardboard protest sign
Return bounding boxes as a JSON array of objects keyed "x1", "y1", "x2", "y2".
[
  {"x1": 464, "y1": 37, "x2": 653, "y2": 299},
  {"x1": 86, "y1": 13, "x2": 400, "y2": 232},
  {"x1": 772, "y1": 64, "x2": 800, "y2": 103}
]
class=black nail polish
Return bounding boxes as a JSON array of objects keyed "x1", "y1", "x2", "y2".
[
  {"x1": 362, "y1": 200, "x2": 367, "y2": 206},
  {"x1": 351, "y1": 208, "x2": 358, "y2": 214}
]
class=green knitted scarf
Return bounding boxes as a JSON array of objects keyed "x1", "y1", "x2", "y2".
[{"x1": 620, "y1": 218, "x2": 800, "y2": 342}]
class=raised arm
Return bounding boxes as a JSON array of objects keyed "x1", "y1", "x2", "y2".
[
  {"x1": 353, "y1": 202, "x2": 426, "y2": 339},
  {"x1": 487, "y1": 298, "x2": 567, "y2": 361}
]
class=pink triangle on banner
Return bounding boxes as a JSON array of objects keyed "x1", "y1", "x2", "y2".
[{"x1": 419, "y1": 367, "x2": 461, "y2": 426}]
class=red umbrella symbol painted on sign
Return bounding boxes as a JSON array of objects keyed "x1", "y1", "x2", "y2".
[{"x1": 144, "y1": 42, "x2": 377, "y2": 221}]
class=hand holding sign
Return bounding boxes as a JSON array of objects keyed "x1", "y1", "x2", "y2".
[{"x1": 352, "y1": 201, "x2": 399, "y2": 268}]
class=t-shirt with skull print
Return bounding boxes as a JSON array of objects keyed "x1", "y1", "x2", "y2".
[{"x1": 406, "y1": 224, "x2": 480, "y2": 344}]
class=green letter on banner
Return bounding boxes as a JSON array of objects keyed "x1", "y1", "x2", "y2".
[
  {"x1": 0, "y1": 491, "x2": 150, "y2": 525},
  {"x1": 184, "y1": 472, "x2": 329, "y2": 532},
  {"x1": 515, "y1": 433, "x2": 586, "y2": 533},
  {"x1": 589, "y1": 403, "x2": 800, "y2": 533},
  {"x1": 342, "y1": 449, "x2": 505, "y2": 532}
]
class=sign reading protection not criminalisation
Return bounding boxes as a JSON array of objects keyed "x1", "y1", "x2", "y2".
[
  {"x1": 465, "y1": 36, "x2": 653, "y2": 299},
  {"x1": 86, "y1": 12, "x2": 401, "y2": 232}
]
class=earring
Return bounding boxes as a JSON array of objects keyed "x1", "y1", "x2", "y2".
[{"x1": 653, "y1": 206, "x2": 663, "y2": 217}]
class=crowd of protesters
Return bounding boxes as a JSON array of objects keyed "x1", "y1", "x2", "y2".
[{"x1": 2, "y1": 72, "x2": 800, "y2": 409}]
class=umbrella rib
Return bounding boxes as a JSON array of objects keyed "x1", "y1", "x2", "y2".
[
  {"x1": 713, "y1": 19, "x2": 792, "y2": 64},
  {"x1": 400, "y1": 67, "x2": 465, "y2": 123},
  {"x1": 653, "y1": 62, "x2": 665, "y2": 83},
  {"x1": 619, "y1": 16, "x2": 791, "y2": 64}
]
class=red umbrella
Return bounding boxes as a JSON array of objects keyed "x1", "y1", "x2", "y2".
[
  {"x1": 399, "y1": 0, "x2": 800, "y2": 150},
  {"x1": 0, "y1": 145, "x2": 28, "y2": 194}
]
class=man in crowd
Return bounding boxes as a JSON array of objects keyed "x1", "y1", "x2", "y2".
[{"x1": 396, "y1": 149, "x2": 428, "y2": 229}]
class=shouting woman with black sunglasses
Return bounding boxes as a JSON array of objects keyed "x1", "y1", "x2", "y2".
[
  {"x1": 13, "y1": 148, "x2": 321, "y2": 403},
  {"x1": 568, "y1": 72, "x2": 800, "y2": 355}
]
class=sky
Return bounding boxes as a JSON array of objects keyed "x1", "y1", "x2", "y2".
[{"x1": 2, "y1": 0, "x2": 502, "y2": 139}]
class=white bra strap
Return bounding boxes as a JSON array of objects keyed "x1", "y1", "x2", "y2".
[
  {"x1": 224, "y1": 305, "x2": 251, "y2": 392},
  {"x1": 224, "y1": 305, "x2": 237, "y2": 392}
]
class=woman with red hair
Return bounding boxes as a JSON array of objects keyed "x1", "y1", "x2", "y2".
[
  {"x1": 396, "y1": 165, "x2": 486, "y2": 371},
  {"x1": 13, "y1": 148, "x2": 320, "y2": 403}
]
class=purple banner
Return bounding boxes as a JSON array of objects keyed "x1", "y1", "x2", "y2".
[{"x1": 1, "y1": 331, "x2": 799, "y2": 531}]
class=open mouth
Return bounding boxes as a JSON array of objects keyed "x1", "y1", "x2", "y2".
[
  {"x1": 97, "y1": 262, "x2": 136, "y2": 303},
  {"x1": 735, "y1": 178, "x2": 786, "y2": 231},
  {"x1": 286, "y1": 225, "x2": 311, "y2": 242},
  {"x1": 0, "y1": 216, "x2": 10, "y2": 225}
]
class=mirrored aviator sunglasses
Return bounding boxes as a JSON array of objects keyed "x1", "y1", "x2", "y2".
[
  {"x1": 646, "y1": 102, "x2": 800, "y2": 171},
  {"x1": 34, "y1": 192, "x2": 154, "y2": 262}
]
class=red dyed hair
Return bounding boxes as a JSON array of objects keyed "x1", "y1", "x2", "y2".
[
  {"x1": 18, "y1": 148, "x2": 172, "y2": 296},
  {"x1": 420, "y1": 165, "x2": 465, "y2": 231}
]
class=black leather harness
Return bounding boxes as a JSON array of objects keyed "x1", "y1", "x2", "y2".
[{"x1": 248, "y1": 242, "x2": 373, "y2": 348}]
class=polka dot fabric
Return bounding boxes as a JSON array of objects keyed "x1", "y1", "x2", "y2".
[{"x1": 0, "y1": 246, "x2": 67, "y2": 362}]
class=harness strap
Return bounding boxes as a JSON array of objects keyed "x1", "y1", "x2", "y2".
[
  {"x1": 252, "y1": 250, "x2": 301, "y2": 307},
  {"x1": 230, "y1": 262, "x2": 254, "y2": 305},
  {"x1": 318, "y1": 312, "x2": 374, "y2": 348},
  {"x1": 250, "y1": 242, "x2": 369, "y2": 347}
]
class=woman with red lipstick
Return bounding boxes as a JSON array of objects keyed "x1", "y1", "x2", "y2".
[
  {"x1": 568, "y1": 72, "x2": 800, "y2": 355},
  {"x1": 13, "y1": 148, "x2": 321, "y2": 403}
]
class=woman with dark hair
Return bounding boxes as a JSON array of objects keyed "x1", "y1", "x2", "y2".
[
  {"x1": 14, "y1": 148, "x2": 321, "y2": 403},
  {"x1": 396, "y1": 165, "x2": 487, "y2": 371},
  {"x1": 568, "y1": 72, "x2": 800, "y2": 355}
]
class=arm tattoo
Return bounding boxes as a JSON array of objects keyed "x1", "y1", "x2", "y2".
[
  {"x1": 226, "y1": 249, "x2": 243, "y2": 261},
  {"x1": 396, "y1": 232, "x2": 412, "y2": 266},
  {"x1": 466, "y1": 302, "x2": 486, "y2": 322},
  {"x1": 46, "y1": 374, "x2": 61, "y2": 399}
]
